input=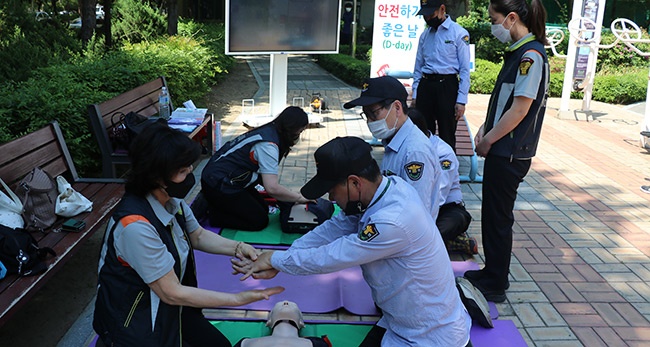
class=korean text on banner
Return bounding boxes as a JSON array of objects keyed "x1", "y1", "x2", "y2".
[{"x1": 370, "y1": 0, "x2": 425, "y2": 88}]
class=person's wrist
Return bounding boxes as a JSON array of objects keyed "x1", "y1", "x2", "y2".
[{"x1": 234, "y1": 241, "x2": 243, "y2": 256}]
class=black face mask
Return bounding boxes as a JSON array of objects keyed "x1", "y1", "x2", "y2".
[
  {"x1": 426, "y1": 16, "x2": 443, "y2": 29},
  {"x1": 343, "y1": 181, "x2": 365, "y2": 215},
  {"x1": 165, "y1": 174, "x2": 196, "y2": 199}
]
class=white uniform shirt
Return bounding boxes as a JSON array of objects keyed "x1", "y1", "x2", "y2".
[
  {"x1": 382, "y1": 118, "x2": 441, "y2": 220},
  {"x1": 429, "y1": 134, "x2": 463, "y2": 205},
  {"x1": 271, "y1": 176, "x2": 471, "y2": 346}
]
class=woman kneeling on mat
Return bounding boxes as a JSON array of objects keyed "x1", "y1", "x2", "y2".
[
  {"x1": 93, "y1": 122, "x2": 283, "y2": 347},
  {"x1": 199, "y1": 106, "x2": 311, "y2": 231}
]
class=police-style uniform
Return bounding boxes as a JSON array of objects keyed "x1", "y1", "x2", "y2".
[
  {"x1": 480, "y1": 33, "x2": 549, "y2": 290},
  {"x1": 271, "y1": 176, "x2": 471, "y2": 346},
  {"x1": 412, "y1": 14, "x2": 470, "y2": 150},
  {"x1": 200, "y1": 125, "x2": 281, "y2": 230},
  {"x1": 430, "y1": 134, "x2": 471, "y2": 241},
  {"x1": 94, "y1": 194, "x2": 228, "y2": 346},
  {"x1": 381, "y1": 118, "x2": 442, "y2": 220}
]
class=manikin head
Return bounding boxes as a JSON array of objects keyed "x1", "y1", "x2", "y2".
[{"x1": 266, "y1": 301, "x2": 305, "y2": 330}]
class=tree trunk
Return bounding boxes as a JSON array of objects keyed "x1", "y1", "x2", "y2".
[
  {"x1": 80, "y1": 0, "x2": 97, "y2": 48},
  {"x1": 103, "y1": 0, "x2": 113, "y2": 48},
  {"x1": 167, "y1": 0, "x2": 178, "y2": 35}
]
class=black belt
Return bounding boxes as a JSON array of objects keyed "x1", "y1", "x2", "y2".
[{"x1": 422, "y1": 73, "x2": 457, "y2": 80}]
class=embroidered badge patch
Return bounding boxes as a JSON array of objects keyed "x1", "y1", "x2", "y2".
[
  {"x1": 519, "y1": 57, "x2": 534, "y2": 75},
  {"x1": 359, "y1": 224, "x2": 379, "y2": 242},
  {"x1": 362, "y1": 82, "x2": 369, "y2": 92},
  {"x1": 404, "y1": 162, "x2": 424, "y2": 181},
  {"x1": 440, "y1": 159, "x2": 452, "y2": 170},
  {"x1": 462, "y1": 35, "x2": 470, "y2": 45}
]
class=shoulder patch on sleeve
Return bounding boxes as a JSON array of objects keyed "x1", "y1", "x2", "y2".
[
  {"x1": 358, "y1": 223, "x2": 380, "y2": 242},
  {"x1": 440, "y1": 159, "x2": 452, "y2": 170},
  {"x1": 519, "y1": 57, "x2": 534, "y2": 76},
  {"x1": 404, "y1": 161, "x2": 424, "y2": 181},
  {"x1": 120, "y1": 215, "x2": 150, "y2": 228},
  {"x1": 462, "y1": 35, "x2": 470, "y2": 45}
]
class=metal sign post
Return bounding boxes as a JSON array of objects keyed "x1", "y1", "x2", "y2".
[{"x1": 560, "y1": 0, "x2": 607, "y2": 113}]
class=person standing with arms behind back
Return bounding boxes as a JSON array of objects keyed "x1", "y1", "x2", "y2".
[
  {"x1": 412, "y1": 0, "x2": 470, "y2": 151},
  {"x1": 464, "y1": 0, "x2": 549, "y2": 303}
]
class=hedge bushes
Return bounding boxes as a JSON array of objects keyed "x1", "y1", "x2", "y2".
[{"x1": 0, "y1": 21, "x2": 234, "y2": 176}]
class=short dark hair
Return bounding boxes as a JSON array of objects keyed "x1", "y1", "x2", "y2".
[
  {"x1": 126, "y1": 122, "x2": 201, "y2": 196},
  {"x1": 407, "y1": 107, "x2": 430, "y2": 137}
]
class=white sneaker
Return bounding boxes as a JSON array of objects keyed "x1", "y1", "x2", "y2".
[{"x1": 641, "y1": 186, "x2": 650, "y2": 194}]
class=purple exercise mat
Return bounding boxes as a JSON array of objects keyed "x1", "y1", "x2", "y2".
[
  {"x1": 194, "y1": 251, "x2": 493, "y2": 317},
  {"x1": 470, "y1": 320, "x2": 528, "y2": 347}
]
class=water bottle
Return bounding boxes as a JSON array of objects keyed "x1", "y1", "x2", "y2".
[{"x1": 159, "y1": 86, "x2": 171, "y2": 120}]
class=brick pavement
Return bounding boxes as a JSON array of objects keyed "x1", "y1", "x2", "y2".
[{"x1": 200, "y1": 55, "x2": 650, "y2": 347}]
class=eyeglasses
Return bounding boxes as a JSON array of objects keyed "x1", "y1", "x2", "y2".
[{"x1": 360, "y1": 105, "x2": 385, "y2": 121}]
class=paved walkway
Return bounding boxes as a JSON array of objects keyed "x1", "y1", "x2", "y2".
[
  {"x1": 62, "y1": 55, "x2": 650, "y2": 346},
  {"x1": 211, "y1": 55, "x2": 650, "y2": 347}
]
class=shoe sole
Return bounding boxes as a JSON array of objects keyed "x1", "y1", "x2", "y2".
[
  {"x1": 463, "y1": 273, "x2": 508, "y2": 303},
  {"x1": 463, "y1": 270, "x2": 510, "y2": 290}
]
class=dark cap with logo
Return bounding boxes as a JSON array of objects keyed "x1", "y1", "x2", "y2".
[
  {"x1": 343, "y1": 76, "x2": 408, "y2": 109},
  {"x1": 300, "y1": 137, "x2": 374, "y2": 199},
  {"x1": 416, "y1": 0, "x2": 444, "y2": 16}
]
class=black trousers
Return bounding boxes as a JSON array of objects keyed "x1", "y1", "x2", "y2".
[
  {"x1": 201, "y1": 181, "x2": 268, "y2": 231},
  {"x1": 436, "y1": 202, "x2": 472, "y2": 241},
  {"x1": 415, "y1": 75, "x2": 459, "y2": 150},
  {"x1": 481, "y1": 155, "x2": 531, "y2": 290}
]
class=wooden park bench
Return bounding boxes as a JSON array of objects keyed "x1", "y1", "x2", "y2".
[
  {"x1": 0, "y1": 121, "x2": 124, "y2": 327},
  {"x1": 88, "y1": 76, "x2": 214, "y2": 178}
]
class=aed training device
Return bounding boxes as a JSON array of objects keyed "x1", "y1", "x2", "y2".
[
  {"x1": 61, "y1": 219, "x2": 86, "y2": 232},
  {"x1": 280, "y1": 198, "x2": 335, "y2": 234}
]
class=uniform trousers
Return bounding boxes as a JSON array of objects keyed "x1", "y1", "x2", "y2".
[
  {"x1": 415, "y1": 74, "x2": 459, "y2": 150},
  {"x1": 201, "y1": 181, "x2": 269, "y2": 231},
  {"x1": 481, "y1": 154, "x2": 531, "y2": 290},
  {"x1": 436, "y1": 202, "x2": 472, "y2": 241}
]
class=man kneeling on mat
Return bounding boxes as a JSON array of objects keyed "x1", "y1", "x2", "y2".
[
  {"x1": 233, "y1": 136, "x2": 472, "y2": 346},
  {"x1": 234, "y1": 301, "x2": 330, "y2": 347}
]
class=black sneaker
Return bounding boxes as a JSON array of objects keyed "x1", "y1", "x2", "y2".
[
  {"x1": 446, "y1": 233, "x2": 479, "y2": 255},
  {"x1": 464, "y1": 269, "x2": 510, "y2": 290},
  {"x1": 641, "y1": 185, "x2": 650, "y2": 194},
  {"x1": 456, "y1": 277, "x2": 493, "y2": 328},
  {"x1": 463, "y1": 276, "x2": 507, "y2": 303}
]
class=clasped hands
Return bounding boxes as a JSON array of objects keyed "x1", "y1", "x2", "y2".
[{"x1": 232, "y1": 250, "x2": 279, "y2": 281}]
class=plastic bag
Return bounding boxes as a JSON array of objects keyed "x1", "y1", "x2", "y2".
[
  {"x1": 0, "y1": 178, "x2": 24, "y2": 229},
  {"x1": 55, "y1": 176, "x2": 93, "y2": 217}
]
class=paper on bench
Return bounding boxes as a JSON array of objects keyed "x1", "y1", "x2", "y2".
[{"x1": 169, "y1": 107, "x2": 207, "y2": 124}]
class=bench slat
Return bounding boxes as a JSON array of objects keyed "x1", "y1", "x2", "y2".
[{"x1": 0, "y1": 121, "x2": 123, "y2": 327}]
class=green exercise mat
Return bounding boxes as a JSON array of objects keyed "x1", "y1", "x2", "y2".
[
  {"x1": 211, "y1": 320, "x2": 372, "y2": 347},
  {"x1": 218, "y1": 206, "x2": 341, "y2": 246}
]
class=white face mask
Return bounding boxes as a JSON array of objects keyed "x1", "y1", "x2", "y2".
[
  {"x1": 345, "y1": 7, "x2": 352, "y2": 12},
  {"x1": 367, "y1": 103, "x2": 397, "y2": 139},
  {"x1": 491, "y1": 17, "x2": 515, "y2": 43}
]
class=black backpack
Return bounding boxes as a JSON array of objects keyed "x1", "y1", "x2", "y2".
[{"x1": 0, "y1": 224, "x2": 56, "y2": 277}]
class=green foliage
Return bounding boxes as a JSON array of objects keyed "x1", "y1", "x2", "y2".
[
  {"x1": 456, "y1": 15, "x2": 506, "y2": 62},
  {"x1": 0, "y1": 22, "x2": 234, "y2": 176},
  {"x1": 597, "y1": 31, "x2": 650, "y2": 71},
  {"x1": 338, "y1": 44, "x2": 373, "y2": 62},
  {"x1": 0, "y1": 1, "x2": 81, "y2": 82},
  {"x1": 591, "y1": 69, "x2": 647, "y2": 104},
  {"x1": 468, "y1": 58, "x2": 499, "y2": 94},
  {"x1": 315, "y1": 53, "x2": 370, "y2": 88},
  {"x1": 112, "y1": 0, "x2": 166, "y2": 44}
]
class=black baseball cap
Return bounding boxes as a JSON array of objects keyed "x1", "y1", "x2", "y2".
[
  {"x1": 343, "y1": 76, "x2": 408, "y2": 109},
  {"x1": 416, "y1": 0, "x2": 444, "y2": 16},
  {"x1": 301, "y1": 137, "x2": 374, "y2": 199}
]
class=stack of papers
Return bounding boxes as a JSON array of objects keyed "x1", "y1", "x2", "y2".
[
  {"x1": 168, "y1": 108, "x2": 207, "y2": 132},
  {"x1": 169, "y1": 108, "x2": 208, "y2": 125}
]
